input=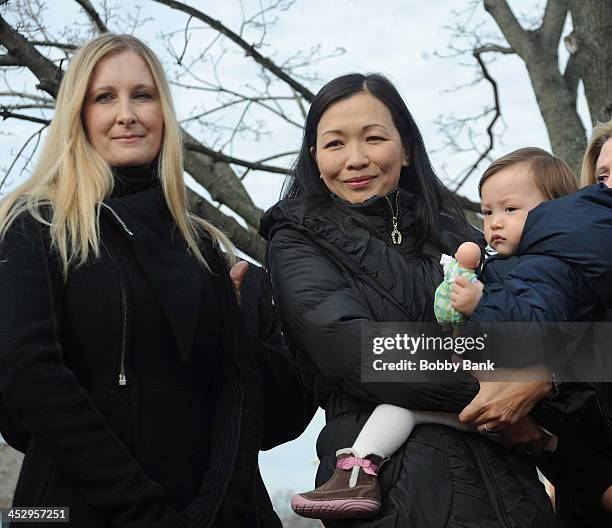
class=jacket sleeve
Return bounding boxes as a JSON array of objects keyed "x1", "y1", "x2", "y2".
[
  {"x1": 0, "y1": 217, "x2": 184, "y2": 528},
  {"x1": 0, "y1": 394, "x2": 29, "y2": 452},
  {"x1": 269, "y1": 228, "x2": 478, "y2": 413},
  {"x1": 250, "y1": 336, "x2": 317, "y2": 450},
  {"x1": 239, "y1": 265, "x2": 316, "y2": 449},
  {"x1": 472, "y1": 255, "x2": 579, "y2": 323},
  {"x1": 470, "y1": 255, "x2": 582, "y2": 370}
]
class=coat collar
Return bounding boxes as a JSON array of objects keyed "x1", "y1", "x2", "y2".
[
  {"x1": 261, "y1": 189, "x2": 429, "y2": 320},
  {"x1": 100, "y1": 187, "x2": 204, "y2": 362},
  {"x1": 111, "y1": 164, "x2": 158, "y2": 197}
]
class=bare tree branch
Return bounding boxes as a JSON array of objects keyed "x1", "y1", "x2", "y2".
[
  {"x1": 473, "y1": 43, "x2": 514, "y2": 55},
  {"x1": 0, "y1": 108, "x2": 50, "y2": 125},
  {"x1": 2, "y1": 103, "x2": 54, "y2": 110},
  {"x1": 170, "y1": 79, "x2": 302, "y2": 128},
  {"x1": 175, "y1": 14, "x2": 192, "y2": 65},
  {"x1": 74, "y1": 0, "x2": 109, "y2": 33},
  {"x1": 539, "y1": 0, "x2": 569, "y2": 47},
  {"x1": 0, "y1": 91, "x2": 54, "y2": 103},
  {"x1": 256, "y1": 151, "x2": 298, "y2": 163},
  {"x1": 0, "y1": 53, "x2": 21, "y2": 66},
  {"x1": 0, "y1": 123, "x2": 48, "y2": 192},
  {"x1": 483, "y1": 0, "x2": 532, "y2": 58},
  {"x1": 182, "y1": 129, "x2": 264, "y2": 230},
  {"x1": 563, "y1": 53, "x2": 580, "y2": 101},
  {"x1": 151, "y1": 0, "x2": 315, "y2": 102},
  {"x1": 185, "y1": 141, "x2": 290, "y2": 175},
  {"x1": 30, "y1": 40, "x2": 78, "y2": 51},
  {"x1": 292, "y1": 88, "x2": 307, "y2": 120},
  {"x1": 180, "y1": 94, "x2": 302, "y2": 128},
  {"x1": 187, "y1": 189, "x2": 266, "y2": 262},
  {"x1": 453, "y1": 50, "x2": 501, "y2": 192},
  {"x1": 0, "y1": 13, "x2": 62, "y2": 98}
]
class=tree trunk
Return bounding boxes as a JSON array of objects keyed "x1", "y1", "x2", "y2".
[
  {"x1": 569, "y1": 0, "x2": 612, "y2": 126},
  {"x1": 525, "y1": 49, "x2": 586, "y2": 174},
  {"x1": 483, "y1": 0, "x2": 587, "y2": 174}
]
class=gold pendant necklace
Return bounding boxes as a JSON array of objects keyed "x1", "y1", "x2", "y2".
[{"x1": 385, "y1": 190, "x2": 402, "y2": 245}]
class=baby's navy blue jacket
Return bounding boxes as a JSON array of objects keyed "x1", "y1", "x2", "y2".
[{"x1": 472, "y1": 184, "x2": 612, "y2": 324}]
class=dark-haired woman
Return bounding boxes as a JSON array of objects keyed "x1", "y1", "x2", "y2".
[{"x1": 260, "y1": 73, "x2": 557, "y2": 527}]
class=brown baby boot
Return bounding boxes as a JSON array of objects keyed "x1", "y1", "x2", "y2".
[{"x1": 290, "y1": 448, "x2": 384, "y2": 519}]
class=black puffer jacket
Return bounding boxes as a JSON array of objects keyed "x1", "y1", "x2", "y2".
[
  {"x1": 261, "y1": 189, "x2": 557, "y2": 528},
  {"x1": 0, "y1": 169, "x2": 311, "y2": 528}
]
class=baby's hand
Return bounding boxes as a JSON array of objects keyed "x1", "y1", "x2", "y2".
[{"x1": 451, "y1": 276, "x2": 483, "y2": 316}]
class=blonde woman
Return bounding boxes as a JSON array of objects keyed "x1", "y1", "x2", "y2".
[
  {"x1": 0, "y1": 34, "x2": 309, "y2": 527},
  {"x1": 581, "y1": 119, "x2": 612, "y2": 188}
]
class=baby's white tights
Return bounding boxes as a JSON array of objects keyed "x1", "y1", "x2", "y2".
[{"x1": 351, "y1": 404, "x2": 472, "y2": 458}]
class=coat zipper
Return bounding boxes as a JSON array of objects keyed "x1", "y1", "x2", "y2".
[
  {"x1": 384, "y1": 190, "x2": 402, "y2": 245},
  {"x1": 99, "y1": 202, "x2": 135, "y2": 236},
  {"x1": 101, "y1": 240, "x2": 129, "y2": 387},
  {"x1": 117, "y1": 279, "x2": 128, "y2": 387},
  {"x1": 99, "y1": 203, "x2": 134, "y2": 387}
]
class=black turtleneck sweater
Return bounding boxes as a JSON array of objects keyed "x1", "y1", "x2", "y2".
[{"x1": 111, "y1": 164, "x2": 159, "y2": 197}]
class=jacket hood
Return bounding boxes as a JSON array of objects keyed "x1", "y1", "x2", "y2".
[{"x1": 519, "y1": 184, "x2": 612, "y2": 305}]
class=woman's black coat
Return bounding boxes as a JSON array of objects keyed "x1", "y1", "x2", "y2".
[
  {"x1": 0, "y1": 174, "x2": 312, "y2": 527},
  {"x1": 261, "y1": 190, "x2": 557, "y2": 528}
]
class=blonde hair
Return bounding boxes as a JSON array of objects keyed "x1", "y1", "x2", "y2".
[
  {"x1": 479, "y1": 147, "x2": 578, "y2": 200},
  {"x1": 580, "y1": 120, "x2": 612, "y2": 187},
  {"x1": 0, "y1": 33, "x2": 234, "y2": 277}
]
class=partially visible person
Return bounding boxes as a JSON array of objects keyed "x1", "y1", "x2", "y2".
[
  {"x1": 533, "y1": 120, "x2": 612, "y2": 528},
  {"x1": 453, "y1": 140, "x2": 612, "y2": 527},
  {"x1": 0, "y1": 33, "x2": 311, "y2": 528},
  {"x1": 581, "y1": 120, "x2": 612, "y2": 188}
]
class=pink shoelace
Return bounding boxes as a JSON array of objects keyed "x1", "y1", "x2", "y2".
[{"x1": 336, "y1": 456, "x2": 379, "y2": 476}]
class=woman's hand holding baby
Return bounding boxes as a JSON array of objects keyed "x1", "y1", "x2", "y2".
[
  {"x1": 458, "y1": 365, "x2": 553, "y2": 432},
  {"x1": 450, "y1": 276, "x2": 484, "y2": 316}
]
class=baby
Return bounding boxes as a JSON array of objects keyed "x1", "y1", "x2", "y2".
[
  {"x1": 453, "y1": 147, "x2": 611, "y2": 323},
  {"x1": 291, "y1": 147, "x2": 612, "y2": 520}
]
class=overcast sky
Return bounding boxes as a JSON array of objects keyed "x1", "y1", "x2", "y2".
[{"x1": 0, "y1": 0, "x2": 590, "y2": 516}]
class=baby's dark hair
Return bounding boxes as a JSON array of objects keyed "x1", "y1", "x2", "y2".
[{"x1": 478, "y1": 147, "x2": 578, "y2": 199}]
